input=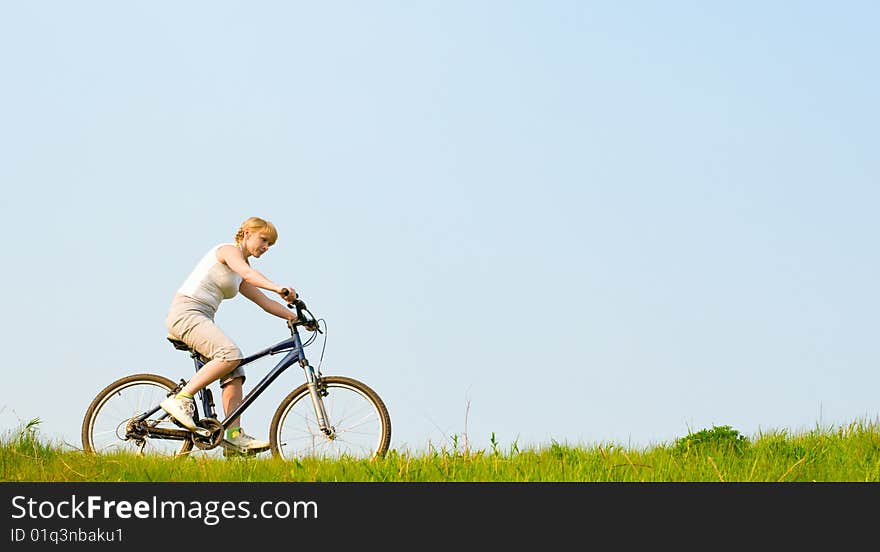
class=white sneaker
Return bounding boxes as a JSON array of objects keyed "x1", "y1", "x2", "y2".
[
  {"x1": 225, "y1": 430, "x2": 271, "y2": 453},
  {"x1": 160, "y1": 396, "x2": 198, "y2": 430}
]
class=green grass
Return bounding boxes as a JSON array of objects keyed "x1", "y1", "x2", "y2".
[{"x1": 3, "y1": 418, "x2": 880, "y2": 482}]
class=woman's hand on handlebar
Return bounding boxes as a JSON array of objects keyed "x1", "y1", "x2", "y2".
[
  {"x1": 279, "y1": 287, "x2": 297, "y2": 304},
  {"x1": 279, "y1": 288, "x2": 321, "y2": 333},
  {"x1": 286, "y1": 312, "x2": 321, "y2": 334}
]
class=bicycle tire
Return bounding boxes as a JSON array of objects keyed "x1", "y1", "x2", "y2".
[
  {"x1": 81, "y1": 373, "x2": 194, "y2": 457},
  {"x1": 269, "y1": 376, "x2": 391, "y2": 461}
]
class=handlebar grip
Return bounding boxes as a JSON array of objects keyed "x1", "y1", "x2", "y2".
[{"x1": 281, "y1": 288, "x2": 302, "y2": 310}]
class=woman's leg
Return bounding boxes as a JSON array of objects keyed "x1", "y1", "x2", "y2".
[
  {"x1": 182, "y1": 359, "x2": 241, "y2": 396},
  {"x1": 220, "y1": 376, "x2": 244, "y2": 429},
  {"x1": 220, "y1": 376, "x2": 269, "y2": 452},
  {"x1": 161, "y1": 359, "x2": 240, "y2": 434}
]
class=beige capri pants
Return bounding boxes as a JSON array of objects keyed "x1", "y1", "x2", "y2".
[{"x1": 165, "y1": 295, "x2": 246, "y2": 386}]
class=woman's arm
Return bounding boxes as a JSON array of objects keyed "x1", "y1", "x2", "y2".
[{"x1": 239, "y1": 281, "x2": 296, "y2": 321}]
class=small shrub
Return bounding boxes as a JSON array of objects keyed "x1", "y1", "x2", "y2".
[{"x1": 673, "y1": 425, "x2": 749, "y2": 455}]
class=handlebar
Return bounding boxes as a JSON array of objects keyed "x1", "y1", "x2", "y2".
[{"x1": 281, "y1": 288, "x2": 322, "y2": 334}]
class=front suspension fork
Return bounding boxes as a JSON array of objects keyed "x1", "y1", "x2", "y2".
[{"x1": 303, "y1": 362, "x2": 332, "y2": 436}]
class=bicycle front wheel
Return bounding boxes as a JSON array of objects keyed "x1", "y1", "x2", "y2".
[
  {"x1": 269, "y1": 376, "x2": 391, "y2": 461},
  {"x1": 81, "y1": 373, "x2": 193, "y2": 457}
]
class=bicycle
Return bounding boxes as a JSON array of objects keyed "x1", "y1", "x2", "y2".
[{"x1": 81, "y1": 294, "x2": 391, "y2": 460}]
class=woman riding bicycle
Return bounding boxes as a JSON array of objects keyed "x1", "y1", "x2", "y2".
[{"x1": 160, "y1": 216, "x2": 297, "y2": 453}]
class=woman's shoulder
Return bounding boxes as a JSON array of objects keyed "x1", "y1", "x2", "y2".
[
  {"x1": 213, "y1": 242, "x2": 236, "y2": 257},
  {"x1": 215, "y1": 243, "x2": 248, "y2": 266}
]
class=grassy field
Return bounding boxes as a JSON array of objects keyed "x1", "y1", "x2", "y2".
[{"x1": 3, "y1": 418, "x2": 879, "y2": 482}]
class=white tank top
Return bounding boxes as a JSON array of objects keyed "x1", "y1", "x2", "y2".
[{"x1": 177, "y1": 243, "x2": 243, "y2": 312}]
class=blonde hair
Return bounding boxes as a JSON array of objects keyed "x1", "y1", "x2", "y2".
[{"x1": 235, "y1": 217, "x2": 278, "y2": 246}]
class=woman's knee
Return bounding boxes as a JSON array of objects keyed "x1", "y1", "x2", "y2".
[{"x1": 218, "y1": 360, "x2": 246, "y2": 387}]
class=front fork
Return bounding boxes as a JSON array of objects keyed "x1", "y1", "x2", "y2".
[{"x1": 302, "y1": 361, "x2": 333, "y2": 437}]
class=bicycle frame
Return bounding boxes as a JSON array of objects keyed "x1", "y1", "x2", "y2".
[
  {"x1": 207, "y1": 330, "x2": 305, "y2": 429},
  {"x1": 137, "y1": 324, "x2": 330, "y2": 440}
]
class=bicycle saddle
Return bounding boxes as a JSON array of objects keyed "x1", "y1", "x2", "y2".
[{"x1": 167, "y1": 337, "x2": 191, "y2": 351}]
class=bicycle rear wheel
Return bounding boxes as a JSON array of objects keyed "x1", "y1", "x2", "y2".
[
  {"x1": 81, "y1": 373, "x2": 194, "y2": 456},
  {"x1": 269, "y1": 376, "x2": 391, "y2": 461}
]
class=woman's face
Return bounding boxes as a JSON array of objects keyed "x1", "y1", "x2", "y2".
[{"x1": 244, "y1": 231, "x2": 273, "y2": 258}]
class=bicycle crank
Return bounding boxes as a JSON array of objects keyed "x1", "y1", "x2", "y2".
[{"x1": 191, "y1": 418, "x2": 224, "y2": 450}]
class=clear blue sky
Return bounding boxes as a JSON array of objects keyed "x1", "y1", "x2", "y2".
[{"x1": 1, "y1": 1, "x2": 878, "y2": 454}]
